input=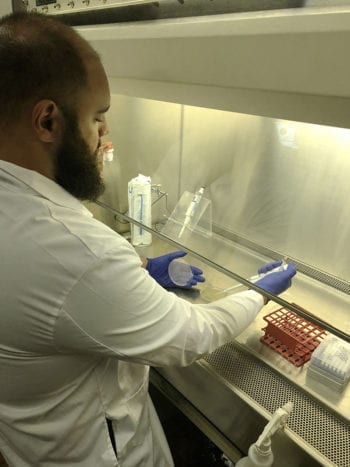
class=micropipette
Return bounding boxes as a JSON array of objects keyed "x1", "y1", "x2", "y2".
[
  {"x1": 223, "y1": 259, "x2": 289, "y2": 294},
  {"x1": 178, "y1": 187, "x2": 205, "y2": 238}
]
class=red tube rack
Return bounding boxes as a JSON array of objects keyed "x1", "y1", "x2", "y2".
[{"x1": 261, "y1": 306, "x2": 327, "y2": 367}]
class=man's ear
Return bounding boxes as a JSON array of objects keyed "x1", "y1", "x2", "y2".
[{"x1": 31, "y1": 100, "x2": 62, "y2": 143}]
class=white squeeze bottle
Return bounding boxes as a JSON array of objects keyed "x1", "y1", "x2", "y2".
[{"x1": 235, "y1": 402, "x2": 293, "y2": 467}]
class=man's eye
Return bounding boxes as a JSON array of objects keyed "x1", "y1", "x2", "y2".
[{"x1": 95, "y1": 118, "x2": 103, "y2": 123}]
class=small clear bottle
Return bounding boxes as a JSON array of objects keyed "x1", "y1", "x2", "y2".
[{"x1": 103, "y1": 141, "x2": 114, "y2": 162}]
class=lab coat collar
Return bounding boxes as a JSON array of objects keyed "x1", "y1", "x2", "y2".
[{"x1": 0, "y1": 160, "x2": 93, "y2": 217}]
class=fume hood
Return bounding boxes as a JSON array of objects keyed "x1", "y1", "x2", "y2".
[{"x1": 7, "y1": 1, "x2": 350, "y2": 465}]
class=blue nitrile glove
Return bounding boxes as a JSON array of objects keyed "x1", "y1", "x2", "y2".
[
  {"x1": 258, "y1": 260, "x2": 283, "y2": 275},
  {"x1": 146, "y1": 250, "x2": 205, "y2": 289},
  {"x1": 255, "y1": 263, "x2": 296, "y2": 295}
]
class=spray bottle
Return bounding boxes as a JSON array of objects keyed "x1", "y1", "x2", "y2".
[{"x1": 235, "y1": 402, "x2": 293, "y2": 467}]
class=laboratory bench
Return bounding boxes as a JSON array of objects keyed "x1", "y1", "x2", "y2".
[{"x1": 124, "y1": 224, "x2": 350, "y2": 467}]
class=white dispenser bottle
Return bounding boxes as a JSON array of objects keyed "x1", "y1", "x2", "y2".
[{"x1": 235, "y1": 402, "x2": 293, "y2": 467}]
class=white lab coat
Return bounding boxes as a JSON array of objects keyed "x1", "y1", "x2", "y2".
[{"x1": 0, "y1": 160, "x2": 263, "y2": 466}]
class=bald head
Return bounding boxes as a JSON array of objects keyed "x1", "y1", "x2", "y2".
[{"x1": 0, "y1": 12, "x2": 100, "y2": 130}]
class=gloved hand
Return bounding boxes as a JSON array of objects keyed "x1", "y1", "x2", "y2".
[
  {"x1": 146, "y1": 250, "x2": 205, "y2": 289},
  {"x1": 255, "y1": 263, "x2": 296, "y2": 295}
]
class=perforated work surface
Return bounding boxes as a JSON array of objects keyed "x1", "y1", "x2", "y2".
[{"x1": 204, "y1": 343, "x2": 350, "y2": 467}]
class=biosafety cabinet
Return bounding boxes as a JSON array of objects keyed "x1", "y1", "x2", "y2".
[{"x1": 11, "y1": 1, "x2": 350, "y2": 466}]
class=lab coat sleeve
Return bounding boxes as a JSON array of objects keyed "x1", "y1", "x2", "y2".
[{"x1": 53, "y1": 240, "x2": 264, "y2": 367}]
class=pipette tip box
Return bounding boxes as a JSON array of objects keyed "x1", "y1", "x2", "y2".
[{"x1": 307, "y1": 335, "x2": 350, "y2": 392}]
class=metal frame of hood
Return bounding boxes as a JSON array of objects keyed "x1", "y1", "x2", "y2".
[{"x1": 12, "y1": 0, "x2": 305, "y2": 25}]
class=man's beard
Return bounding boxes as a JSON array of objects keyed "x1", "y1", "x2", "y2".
[{"x1": 54, "y1": 111, "x2": 105, "y2": 201}]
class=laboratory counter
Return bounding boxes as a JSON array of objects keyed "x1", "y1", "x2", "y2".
[{"x1": 136, "y1": 234, "x2": 350, "y2": 467}]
